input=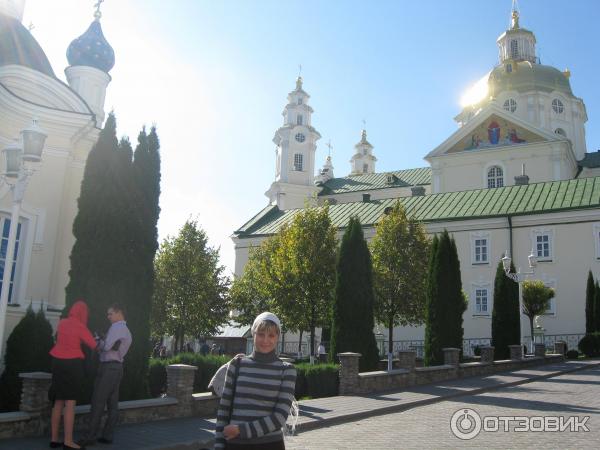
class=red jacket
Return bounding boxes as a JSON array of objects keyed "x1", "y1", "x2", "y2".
[{"x1": 50, "y1": 300, "x2": 97, "y2": 360}]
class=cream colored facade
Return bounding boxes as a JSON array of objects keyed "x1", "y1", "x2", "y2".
[
  {"x1": 0, "y1": 1, "x2": 111, "y2": 354},
  {"x1": 233, "y1": 9, "x2": 599, "y2": 348}
]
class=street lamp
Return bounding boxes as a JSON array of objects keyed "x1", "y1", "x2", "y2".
[
  {"x1": 0, "y1": 119, "x2": 46, "y2": 359},
  {"x1": 501, "y1": 249, "x2": 537, "y2": 354}
]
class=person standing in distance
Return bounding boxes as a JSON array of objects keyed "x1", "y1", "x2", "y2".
[{"x1": 79, "y1": 304, "x2": 132, "y2": 446}]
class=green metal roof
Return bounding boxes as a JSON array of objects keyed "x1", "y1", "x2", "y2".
[
  {"x1": 235, "y1": 176, "x2": 600, "y2": 237},
  {"x1": 319, "y1": 167, "x2": 431, "y2": 195}
]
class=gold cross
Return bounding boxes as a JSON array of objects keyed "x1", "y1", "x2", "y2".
[{"x1": 325, "y1": 140, "x2": 333, "y2": 157}]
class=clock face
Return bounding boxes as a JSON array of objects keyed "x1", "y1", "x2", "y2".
[{"x1": 295, "y1": 133, "x2": 306, "y2": 143}]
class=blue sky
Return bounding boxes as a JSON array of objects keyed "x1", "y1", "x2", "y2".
[{"x1": 24, "y1": 0, "x2": 600, "y2": 273}]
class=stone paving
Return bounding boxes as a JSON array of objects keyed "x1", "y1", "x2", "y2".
[
  {"x1": 286, "y1": 364, "x2": 600, "y2": 449},
  {"x1": 1, "y1": 359, "x2": 598, "y2": 450}
]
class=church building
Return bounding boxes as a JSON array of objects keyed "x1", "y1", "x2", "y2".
[
  {"x1": 0, "y1": 0, "x2": 113, "y2": 354},
  {"x1": 233, "y1": 9, "x2": 600, "y2": 353}
]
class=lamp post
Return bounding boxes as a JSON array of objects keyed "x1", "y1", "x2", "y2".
[
  {"x1": 0, "y1": 119, "x2": 46, "y2": 359},
  {"x1": 501, "y1": 249, "x2": 537, "y2": 354}
]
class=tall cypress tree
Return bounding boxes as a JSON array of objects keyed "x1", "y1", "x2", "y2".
[
  {"x1": 585, "y1": 271, "x2": 595, "y2": 333},
  {"x1": 594, "y1": 281, "x2": 600, "y2": 333},
  {"x1": 425, "y1": 230, "x2": 465, "y2": 365},
  {"x1": 330, "y1": 217, "x2": 379, "y2": 371},
  {"x1": 65, "y1": 115, "x2": 161, "y2": 400},
  {"x1": 492, "y1": 260, "x2": 520, "y2": 359}
]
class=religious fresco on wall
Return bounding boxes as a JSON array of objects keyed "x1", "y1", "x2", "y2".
[{"x1": 448, "y1": 115, "x2": 544, "y2": 153}]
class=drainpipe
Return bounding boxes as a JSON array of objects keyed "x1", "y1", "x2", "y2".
[{"x1": 507, "y1": 215, "x2": 513, "y2": 258}]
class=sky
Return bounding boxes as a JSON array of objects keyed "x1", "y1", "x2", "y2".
[{"x1": 22, "y1": 0, "x2": 600, "y2": 274}]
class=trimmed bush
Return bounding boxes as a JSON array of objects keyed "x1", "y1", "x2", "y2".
[
  {"x1": 0, "y1": 307, "x2": 54, "y2": 412},
  {"x1": 578, "y1": 333, "x2": 600, "y2": 357},
  {"x1": 147, "y1": 353, "x2": 229, "y2": 397},
  {"x1": 294, "y1": 363, "x2": 338, "y2": 399},
  {"x1": 566, "y1": 349, "x2": 579, "y2": 359}
]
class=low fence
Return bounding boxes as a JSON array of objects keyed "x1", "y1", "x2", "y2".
[
  {"x1": 544, "y1": 334, "x2": 585, "y2": 351},
  {"x1": 383, "y1": 338, "x2": 493, "y2": 358}
]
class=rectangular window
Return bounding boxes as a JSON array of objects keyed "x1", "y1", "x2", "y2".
[
  {"x1": 363, "y1": 164, "x2": 368, "y2": 173},
  {"x1": 475, "y1": 289, "x2": 488, "y2": 314},
  {"x1": 536, "y1": 234, "x2": 550, "y2": 258},
  {"x1": 294, "y1": 153, "x2": 303, "y2": 171},
  {"x1": 0, "y1": 218, "x2": 22, "y2": 304},
  {"x1": 474, "y1": 238, "x2": 488, "y2": 263},
  {"x1": 298, "y1": 98, "x2": 303, "y2": 105},
  {"x1": 297, "y1": 115, "x2": 303, "y2": 126}
]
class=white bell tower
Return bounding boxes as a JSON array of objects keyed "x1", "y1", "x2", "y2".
[
  {"x1": 266, "y1": 77, "x2": 321, "y2": 210},
  {"x1": 350, "y1": 129, "x2": 376, "y2": 175}
]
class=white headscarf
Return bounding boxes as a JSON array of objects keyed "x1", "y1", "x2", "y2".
[{"x1": 251, "y1": 311, "x2": 281, "y2": 335}]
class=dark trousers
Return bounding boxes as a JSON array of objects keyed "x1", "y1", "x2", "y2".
[
  {"x1": 85, "y1": 362, "x2": 123, "y2": 441},
  {"x1": 225, "y1": 440, "x2": 285, "y2": 450}
]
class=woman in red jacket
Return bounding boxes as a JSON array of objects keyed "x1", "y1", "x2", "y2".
[{"x1": 49, "y1": 300, "x2": 97, "y2": 450}]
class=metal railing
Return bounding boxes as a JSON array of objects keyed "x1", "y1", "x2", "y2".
[{"x1": 543, "y1": 334, "x2": 585, "y2": 351}]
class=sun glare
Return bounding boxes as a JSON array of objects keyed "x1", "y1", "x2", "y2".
[{"x1": 459, "y1": 72, "x2": 491, "y2": 108}]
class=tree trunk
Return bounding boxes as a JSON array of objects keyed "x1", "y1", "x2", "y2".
[
  {"x1": 529, "y1": 316, "x2": 535, "y2": 355},
  {"x1": 298, "y1": 330, "x2": 303, "y2": 356},
  {"x1": 281, "y1": 328, "x2": 286, "y2": 354},
  {"x1": 387, "y1": 319, "x2": 394, "y2": 372}
]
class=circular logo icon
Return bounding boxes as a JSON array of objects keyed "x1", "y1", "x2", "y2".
[{"x1": 450, "y1": 408, "x2": 482, "y2": 440}]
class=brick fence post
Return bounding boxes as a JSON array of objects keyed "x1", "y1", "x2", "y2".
[
  {"x1": 534, "y1": 343, "x2": 546, "y2": 357},
  {"x1": 19, "y1": 372, "x2": 52, "y2": 413},
  {"x1": 337, "y1": 352, "x2": 361, "y2": 395},
  {"x1": 397, "y1": 350, "x2": 416, "y2": 371},
  {"x1": 509, "y1": 344, "x2": 523, "y2": 360},
  {"x1": 480, "y1": 346, "x2": 495, "y2": 364},
  {"x1": 554, "y1": 341, "x2": 567, "y2": 356},
  {"x1": 442, "y1": 348, "x2": 460, "y2": 367},
  {"x1": 167, "y1": 364, "x2": 197, "y2": 415}
]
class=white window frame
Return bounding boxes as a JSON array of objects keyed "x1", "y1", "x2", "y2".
[
  {"x1": 293, "y1": 153, "x2": 304, "y2": 171},
  {"x1": 362, "y1": 163, "x2": 368, "y2": 173},
  {"x1": 486, "y1": 165, "x2": 504, "y2": 188},
  {"x1": 503, "y1": 98, "x2": 517, "y2": 113},
  {"x1": 297, "y1": 115, "x2": 303, "y2": 126},
  {"x1": 551, "y1": 98, "x2": 564, "y2": 114},
  {"x1": 472, "y1": 282, "x2": 491, "y2": 316},
  {"x1": 471, "y1": 232, "x2": 490, "y2": 265},
  {"x1": 0, "y1": 215, "x2": 27, "y2": 305},
  {"x1": 531, "y1": 228, "x2": 554, "y2": 262}
]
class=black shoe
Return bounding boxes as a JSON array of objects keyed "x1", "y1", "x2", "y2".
[
  {"x1": 49, "y1": 442, "x2": 62, "y2": 449},
  {"x1": 97, "y1": 438, "x2": 113, "y2": 445},
  {"x1": 76, "y1": 439, "x2": 95, "y2": 447}
]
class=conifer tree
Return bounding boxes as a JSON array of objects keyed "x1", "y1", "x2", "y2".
[
  {"x1": 585, "y1": 271, "x2": 595, "y2": 334},
  {"x1": 331, "y1": 217, "x2": 379, "y2": 371},
  {"x1": 0, "y1": 306, "x2": 53, "y2": 411},
  {"x1": 492, "y1": 260, "x2": 520, "y2": 359},
  {"x1": 594, "y1": 281, "x2": 600, "y2": 333},
  {"x1": 424, "y1": 230, "x2": 466, "y2": 365}
]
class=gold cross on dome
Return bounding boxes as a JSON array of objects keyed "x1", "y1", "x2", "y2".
[
  {"x1": 325, "y1": 140, "x2": 333, "y2": 157},
  {"x1": 94, "y1": 0, "x2": 104, "y2": 19}
]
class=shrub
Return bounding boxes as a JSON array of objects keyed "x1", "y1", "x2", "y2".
[
  {"x1": 566, "y1": 350, "x2": 579, "y2": 359},
  {"x1": 147, "y1": 353, "x2": 229, "y2": 397},
  {"x1": 578, "y1": 333, "x2": 600, "y2": 357},
  {"x1": 0, "y1": 306, "x2": 54, "y2": 412},
  {"x1": 294, "y1": 363, "x2": 338, "y2": 399}
]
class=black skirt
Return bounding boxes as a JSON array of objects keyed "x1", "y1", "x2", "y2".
[{"x1": 50, "y1": 357, "x2": 84, "y2": 401}]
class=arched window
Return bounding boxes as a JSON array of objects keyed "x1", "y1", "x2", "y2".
[
  {"x1": 298, "y1": 98, "x2": 303, "y2": 105},
  {"x1": 0, "y1": 217, "x2": 22, "y2": 304},
  {"x1": 297, "y1": 115, "x2": 303, "y2": 126},
  {"x1": 503, "y1": 98, "x2": 517, "y2": 113},
  {"x1": 554, "y1": 128, "x2": 566, "y2": 137},
  {"x1": 294, "y1": 153, "x2": 303, "y2": 171},
  {"x1": 510, "y1": 39, "x2": 519, "y2": 59},
  {"x1": 487, "y1": 166, "x2": 504, "y2": 188}
]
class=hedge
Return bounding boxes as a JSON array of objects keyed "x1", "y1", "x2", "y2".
[
  {"x1": 148, "y1": 353, "x2": 229, "y2": 397},
  {"x1": 578, "y1": 333, "x2": 600, "y2": 357},
  {"x1": 294, "y1": 363, "x2": 339, "y2": 399}
]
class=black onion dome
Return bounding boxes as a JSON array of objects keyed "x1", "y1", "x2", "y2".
[
  {"x1": 0, "y1": 12, "x2": 55, "y2": 77},
  {"x1": 67, "y1": 19, "x2": 114, "y2": 73}
]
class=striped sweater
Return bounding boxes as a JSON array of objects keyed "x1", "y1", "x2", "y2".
[{"x1": 214, "y1": 350, "x2": 297, "y2": 448}]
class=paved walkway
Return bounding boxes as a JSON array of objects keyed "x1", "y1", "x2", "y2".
[{"x1": 1, "y1": 359, "x2": 598, "y2": 450}]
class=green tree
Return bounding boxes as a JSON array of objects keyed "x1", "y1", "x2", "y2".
[
  {"x1": 522, "y1": 279, "x2": 555, "y2": 347},
  {"x1": 0, "y1": 306, "x2": 53, "y2": 411},
  {"x1": 585, "y1": 271, "x2": 595, "y2": 333},
  {"x1": 274, "y1": 206, "x2": 337, "y2": 361},
  {"x1": 330, "y1": 217, "x2": 379, "y2": 371},
  {"x1": 491, "y1": 260, "x2": 520, "y2": 360},
  {"x1": 152, "y1": 220, "x2": 230, "y2": 352},
  {"x1": 595, "y1": 281, "x2": 600, "y2": 333},
  {"x1": 424, "y1": 230, "x2": 466, "y2": 366},
  {"x1": 371, "y1": 202, "x2": 430, "y2": 370}
]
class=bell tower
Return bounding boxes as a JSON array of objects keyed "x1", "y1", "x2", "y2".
[{"x1": 266, "y1": 77, "x2": 321, "y2": 210}]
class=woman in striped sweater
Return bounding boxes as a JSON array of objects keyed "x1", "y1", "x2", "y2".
[{"x1": 215, "y1": 312, "x2": 297, "y2": 450}]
